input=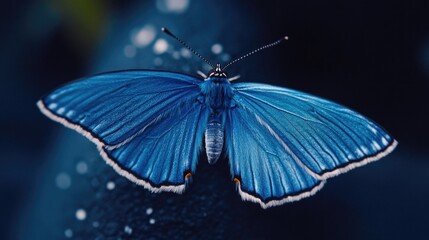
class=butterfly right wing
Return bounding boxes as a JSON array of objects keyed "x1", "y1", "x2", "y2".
[
  {"x1": 225, "y1": 106, "x2": 324, "y2": 209},
  {"x1": 225, "y1": 82, "x2": 396, "y2": 208},
  {"x1": 38, "y1": 70, "x2": 208, "y2": 192}
]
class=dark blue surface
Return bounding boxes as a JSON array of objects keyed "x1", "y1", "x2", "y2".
[{"x1": 1, "y1": 0, "x2": 428, "y2": 239}]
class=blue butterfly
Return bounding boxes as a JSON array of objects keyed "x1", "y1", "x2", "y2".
[{"x1": 37, "y1": 28, "x2": 397, "y2": 208}]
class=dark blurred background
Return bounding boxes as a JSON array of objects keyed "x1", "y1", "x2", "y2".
[{"x1": 1, "y1": 0, "x2": 428, "y2": 239}]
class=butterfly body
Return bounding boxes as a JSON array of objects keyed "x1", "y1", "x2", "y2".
[
  {"x1": 198, "y1": 64, "x2": 236, "y2": 164},
  {"x1": 38, "y1": 53, "x2": 397, "y2": 209}
]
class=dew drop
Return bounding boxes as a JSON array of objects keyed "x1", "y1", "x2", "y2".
[{"x1": 149, "y1": 218, "x2": 156, "y2": 224}]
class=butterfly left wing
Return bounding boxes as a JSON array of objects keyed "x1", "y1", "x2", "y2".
[
  {"x1": 38, "y1": 70, "x2": 208, "y2": 193},
  {"x1": 227, "y1": 82, "x2": 397, "y2": 208}
]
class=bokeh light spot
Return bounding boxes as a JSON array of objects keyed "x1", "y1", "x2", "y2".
[
  {"x1": 75, "y1": 209, "x2": 87, "y2": 221},
  {"x1": 124, "y1": 225, "x2": 133, "y2": 235},
  {"x1": 76, "y1": 161, "x2": 88, "y2": 174},
  {"x1": 211, "y1": 43, "x2": 223, "y2": 55},
  {"x1": 156, "y1": 0, "x2": 190, "y2": 14},
  {"x1": 180, "y1": 48, "x2": 191, "y2": 58},
  {"x1": 131, "y1": 25, "x2": 156, "y2": 48},
  {"x1": 124, "y1": 44, "x2": 137, "y2": 58},
  {"x1": 106, "y1": 181, "x2": 116, "y2": 190},
  {"x1": 172, "y1": 51, "x2": 180, "y2": 59},
  {"x1": 146, "y1": 207, "x2": 153, "y2": 215},
  {"x1": 55, "y1": 172, "x2": 71, "y2": 190},
  {"x1": 154, "y1": 57, "x2": 163, "y2": 66},
  {"x1": 64, "y1": 229, "x2": 73, "y2": 238},
  {"x1": 153, "y1": 39, "x2": 169, "y2": 54},
  {"x1": 92, "y1": 221, "x2": 99, "y2": 228}
]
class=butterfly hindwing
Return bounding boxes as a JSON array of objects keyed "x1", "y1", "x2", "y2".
[
  {"x1": 102, "y1": 101, "x2": 209, "y2": 192},
  {"x1": 225, "y1": 106, "x2": 325, "y2": 209},
  {"x1": 38, "y1": 70, "x2": 208, "y2": 192},
  {"x1": 231, "y1": 82, "x2": 397, "y2": 181}
]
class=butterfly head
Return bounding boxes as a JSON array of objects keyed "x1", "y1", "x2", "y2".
[{"x1": 208, "y1": 63, "x2": 227, "y2": 78}]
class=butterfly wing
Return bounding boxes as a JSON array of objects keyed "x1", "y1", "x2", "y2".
[
  {"x1": 225, "y1": 107, "x2": 325, "y2": 209},
  {"x1": 38, "y1": 70, "x2": 208, "y2": 193},
  {"x1": 227, "y1": 82, "x2": 397, "y2": 208}
]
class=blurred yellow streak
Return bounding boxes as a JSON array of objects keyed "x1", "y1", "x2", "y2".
[{"x1": 49, "y1": 0, "x2": 108, "y2": 56}]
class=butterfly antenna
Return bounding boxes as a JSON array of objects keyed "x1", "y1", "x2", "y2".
[
  {"x1": 162, "y1": 27, "x2": 214, "y2": 68},
  {"x1": 222, "y1": 36, "x2": 289, "y2": 71}
]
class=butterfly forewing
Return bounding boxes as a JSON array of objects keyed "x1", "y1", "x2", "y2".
[{"x1": 38, "y1": 70, "x2": 208, "y2": 192}]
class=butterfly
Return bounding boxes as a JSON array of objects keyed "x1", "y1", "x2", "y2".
[{"x1": 37, "y1": 28, "x2": 397, "y2": 208}]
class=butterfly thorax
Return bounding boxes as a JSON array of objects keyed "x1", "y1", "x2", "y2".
[{"x1": 199, "y1": 77, "x2": 235, "y2": 113}]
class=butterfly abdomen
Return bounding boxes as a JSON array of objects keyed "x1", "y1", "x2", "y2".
[{"x1": 205, "y1": 119, "x2": 224, "y2": 164}]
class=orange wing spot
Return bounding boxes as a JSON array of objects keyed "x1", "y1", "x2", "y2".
[
  {"x1": 233, "y1": 177, "x2": 241, "y2": 185},
  {"x1": 185, "y1": 172, "x2": 192, "y2": 179}
]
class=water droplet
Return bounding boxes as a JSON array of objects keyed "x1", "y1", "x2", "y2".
[
  {"x1": 124, "y1": 44, "x2": 137, "y2": 58},
  {"x1": 153, "y1": 39, "x2": 169, "y2": 54},
  {"x1": 149, "y1": 218, "x2": 156, "y2": 224},
  {"x1": 92, "y1": 221, "x2": 100, "y2": 228},
  {"x1": 56, "y1": 172, "x2": 71, "y2": 190},
  {"x1": 106, "y1": 181, "x2": 116, "y2": 190},
  {"x1": 64, "y1": 229, "x2": 73, "y2": 238},
  {"x1": 211, "y1": 43, "x2": 223, "y2": 55},
  {"x1": 131, "y1": 25, "x2": 156, "y2": 48},
  {"x1": 124, "y1": 225, "x2": 133, "y2": 235},
  {"x1": 146, "y1": 208, "x2": 153, "y2": 215},
  {"x1": 75, "y1": 209, "x2": 87, "y2": 221},
  {"x1": 76, "y1": 161, "x2": 88, "y2": 174}
]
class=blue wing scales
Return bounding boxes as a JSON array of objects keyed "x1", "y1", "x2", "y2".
[
  {"x1": 39, "y1": 70, "x2": 202, "y2": 146},
  {"x1": 38, "y1": 70, "x2": 208, "y2": 192},
  {"x1": 232, "y1": 83, "x2": 397, "y2": 179},
  {"x1": 225, "y1": 106, "x2": 325, "y2": 209},
  {"x1": 229, "y1": 82, "x2": 397, "y2": 206}
]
